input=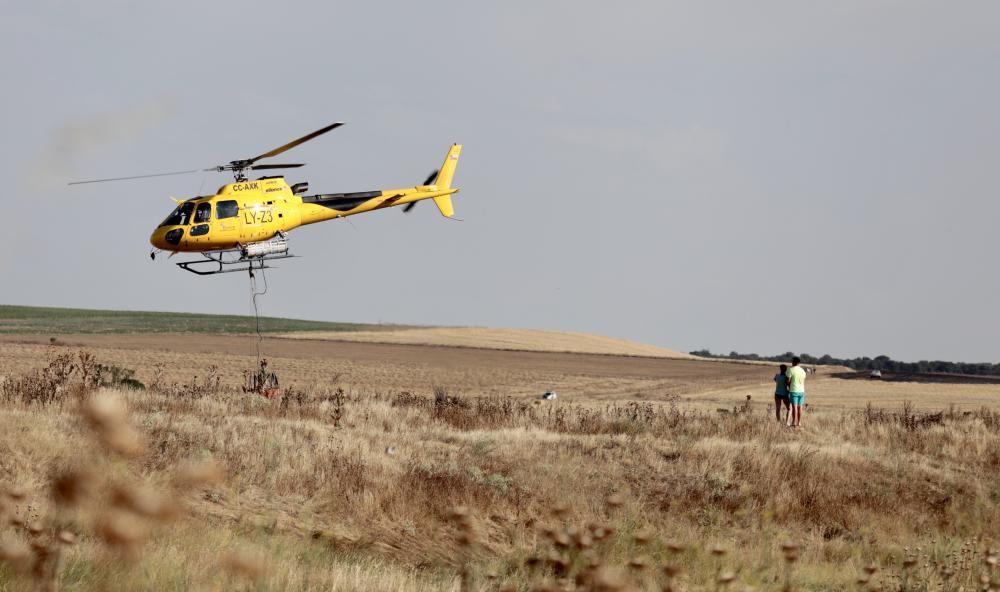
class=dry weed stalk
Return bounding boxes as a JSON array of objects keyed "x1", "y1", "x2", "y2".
[
  {"x1": 780, "y1": 542, "x2": 799, "y2": 592},
  {"x1": 221, "y1": 547, "x2": 269, "y2": 582},
  {"x1": 0, "y1": 384, "x2": 229, "y2": 590}
]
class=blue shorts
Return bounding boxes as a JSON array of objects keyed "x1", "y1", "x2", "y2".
[
  {"x1": 775, "y1": 393, "x2": 789, "y2": 401},
  {"x1": 790, "y1": 392, "x2": 805, "y2": 405}
]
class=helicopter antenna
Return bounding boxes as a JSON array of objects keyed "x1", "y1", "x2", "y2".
[{"x1": 68, "y1": 122, "x2": 344, "y2": 185}]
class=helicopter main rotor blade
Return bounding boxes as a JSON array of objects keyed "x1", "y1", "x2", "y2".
[
  {"x1": 250, "y1": 163, "x2": 306, "y2": 170},
  {"x1": 67, "y1": 169, "x2": 201, "y2": 185},
  {"x1": 249, "y1": 122, "x2": 344, "y2": 163}
]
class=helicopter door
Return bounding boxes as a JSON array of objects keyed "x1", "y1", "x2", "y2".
[
  {"x1": 189, "y1": 202, "x2": 213, "y2": 242},
  {"x1": 214, "y1": 199, "x2": 240, "y2": 244}
]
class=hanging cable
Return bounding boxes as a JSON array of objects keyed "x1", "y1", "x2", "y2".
[{"x1": 248, "y1": 266, "x2": 269, "y2": 363}]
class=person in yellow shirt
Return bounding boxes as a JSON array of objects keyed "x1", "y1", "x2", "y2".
[{"x1": 787, "y1": 356, "x2": 807, "y2": 428}]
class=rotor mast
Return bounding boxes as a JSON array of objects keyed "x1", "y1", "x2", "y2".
[{"x1": 212, "y1": 159, "x2": 256, "y2": 182}]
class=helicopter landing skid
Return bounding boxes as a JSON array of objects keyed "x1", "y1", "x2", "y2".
[{"x1": 175, "y1": 250, "x2": 296, "y2": 276}]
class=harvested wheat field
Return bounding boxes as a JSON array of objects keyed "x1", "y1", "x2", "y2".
[
  {"x1": 2, "y1": 329, "x2": 1000, "y2": 591},
  {"x1": 0, "y1": 334, "x2": 768, "y2": 402},
  {"x1": 279, "y1": 327, "x2": 696, "y2": 359}
]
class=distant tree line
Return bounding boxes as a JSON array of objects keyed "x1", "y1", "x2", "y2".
[{"x1": 689, "y1": 350, "x2": 1000, "y2": 377}]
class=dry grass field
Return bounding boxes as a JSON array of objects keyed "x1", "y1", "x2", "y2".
[
  {"x1": 278, "y1": 328, "x2": 695, "y2": 359},
  {"x1": 1, "y1": 333, "x2": 1000, "y2": 591},
  {"x1": 0, "y1": 334, "x2": 769, "y2": 403}
]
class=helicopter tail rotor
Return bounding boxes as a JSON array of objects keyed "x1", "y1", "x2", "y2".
[{"x1": 402, "y1": 169, "x2": 439, "y2": 213}]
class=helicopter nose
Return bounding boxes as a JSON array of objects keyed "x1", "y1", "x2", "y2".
[
  {"x1": 150, "y1": 228, "x2": 167, "y2": 250},
  {"x1": 150, "y1": 226, "x2": 183, "y2": 250}
]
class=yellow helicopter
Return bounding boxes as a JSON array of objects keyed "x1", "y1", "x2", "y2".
[{"x1": 70, "y1": 123, "x2": 462, "y2": 275}]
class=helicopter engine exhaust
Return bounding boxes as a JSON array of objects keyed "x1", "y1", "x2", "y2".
[
  {"x1": 241, "y1": 233, "x2": 289, "y2": 259},
  {"x1": 290, "y1": 182, "x2": 309, "y2": 194}
]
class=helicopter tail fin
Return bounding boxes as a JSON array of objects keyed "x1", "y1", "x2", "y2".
[
  {"x1": 432, "y1": 144, "x2": 461, "y2": 218},
  {"x1": 432, "y1": 194, "x2": 455, "y2": 218},
  {"x1": 435, "y1": 144, "x2": 461, "y2": 190}
]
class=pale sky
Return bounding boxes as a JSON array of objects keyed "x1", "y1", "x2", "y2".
[{"x1": 2, "y1": 1, "x2": 998, "y2": 362}]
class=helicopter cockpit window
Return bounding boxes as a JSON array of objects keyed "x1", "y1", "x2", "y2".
[
  {"x1": 194, "y1": 202, "x2": 212, "y2": 223},
  {"x1": 216, "y1": 200, "x2": 238, "y2": 219},
  {"x1": 159, "y1": 201, "x2": 196, "y2": 227}
]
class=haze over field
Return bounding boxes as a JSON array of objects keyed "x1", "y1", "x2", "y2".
[{"x1": 2, "y1": 2, "x2": 999, "y2": 362}]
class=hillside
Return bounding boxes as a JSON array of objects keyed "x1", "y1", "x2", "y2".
[
  {"x1": 0, "y1": 305, "x2": 690, "y2": 359},
  {"x1": 0, "y1": 304, "x2": 400, "y2": 335}
]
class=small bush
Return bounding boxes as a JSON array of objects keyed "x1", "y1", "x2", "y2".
[
  {"x1": 95, "y1": 363, "x2": 146, "y2": 390},
  {"x1": 1, "y1": 352, "x2": 97, "y2": 404}
]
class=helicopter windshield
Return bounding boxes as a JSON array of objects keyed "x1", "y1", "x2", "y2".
[{"x1": 159, "y1": 201, "x2": 196, "y2": 227}]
